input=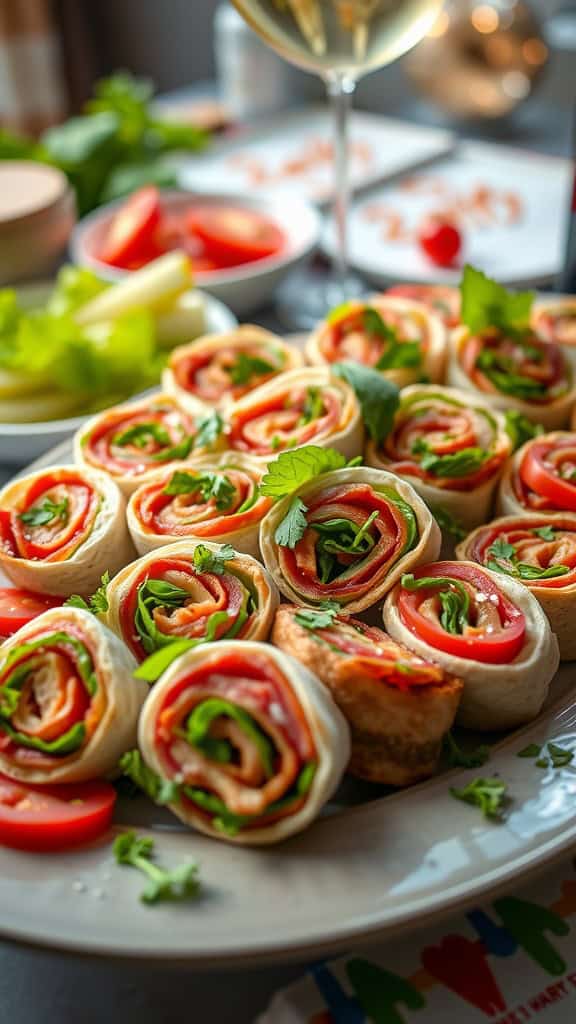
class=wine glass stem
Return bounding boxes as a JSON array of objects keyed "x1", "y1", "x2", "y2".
[{"x1": 326, "y1": 71, "x2": 357, "y2": 296}]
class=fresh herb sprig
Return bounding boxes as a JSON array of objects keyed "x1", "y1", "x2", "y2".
[
  {"x1": 113, "y1": 831, "x2": 200, "y2": 905},
  {"x1": 450, "y1": 777, "x2": 509, "y2": 821},
  {"x1": 65, "y1": 572, "x2": 110, "y2": 615}
]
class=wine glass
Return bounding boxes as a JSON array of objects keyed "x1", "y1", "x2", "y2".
[{"x1": 230, "y1": 0, "x2": 445, "y2": 327}]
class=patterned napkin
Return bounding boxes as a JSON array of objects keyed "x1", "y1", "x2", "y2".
[{"x1": 258, "y1": 859, "x2": 576, "y2": 1023}]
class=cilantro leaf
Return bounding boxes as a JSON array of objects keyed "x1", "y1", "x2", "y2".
[
  {"x1": 294, "y1": 601, "x2": 340, "y2": 631},
  {"x1": 443, "y1": 732, "x2": 490, "y2": 770},
  {"x1": 65, "y1": 572, "x2": 110, "y2": 615},
  {"x1": 533, "y1": 525, "x2": 556, "y2": 542},
  {"x1": 418, "y1": 446, "x2": 487, "y2": 479},
  {"x1": 114, "y1": 422, "x2": 170, "y2": 449},
  {"x1": 333, "y1": 361, "x2": 399, "y2": 445},
  {"x1": 195, "y1": 411, "x2": 224, "y2": 449},
  {"x1": 431, "y1": 506, "x2": 466, "y2": 542},
  {"x1": 504, "y1": 410, "x2": 544, "y2": 452},
  {"x1": 450, "y1": 777, "x2": 509, "y2": 821},
  {"x1": 163, "y1": 471, "x2": 235, "y2": 510},
  {"x1": 20, "y1": 497, "x2": 69, "y2": 527},
  {"x1": 488, "y1": 538, "x2": 517, "y2": 562},
  {"x1": 259, "y1": 446, "x2": 348, "y2": 498},
  {"x1": 460, "y1": 265, "x2": 534, "y2": 334},
  {"x1": 192, "y1": 543, "x2": 235, "y2": 575},
  {"x1": 118, "y1": 750, "x2": 180, "y2": 805},
  {"x1": 274, "y1": 497, "x2": 308, "y2": 549},
  {"x1": 113, "y1": 831, "x2": 200, "y2": 905},
  {"x1": 227, "y1": 352, "x2": 275, "y2": 387},
  {"x1": 517, "y1": 743, "x2": 542, "y2": 758}
]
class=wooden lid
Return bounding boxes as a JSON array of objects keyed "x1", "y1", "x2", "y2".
[{"x1": 0, "y1": 162, "x2": 69, "y2": 224}]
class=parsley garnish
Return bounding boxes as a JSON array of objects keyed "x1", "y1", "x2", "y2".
[
  {"x1": 114, "y1": 422, "x2": 170, "y2": 449},
  {"x1": 163, "y1": 471, "x2": 235, "y2": 510},
  {"x1": 504, "y1": 410, "x2": 544, "y2": 451},
  {"x1": 192, "y1": 543, "x2": 235, "y2": 575},
  {"x1": 118, "y1": 750, "x2": 180, "y2": 805},
  {"x1": 486, "y1": 537, "x2": 569, "y2": 581},
  {"x1": 517, "y1": 741, "x2": 573, "y2": 769},
  {"x1": 294, "y1": 601, "x2": 340, "y2": 631},
  {"x1": 274, "y1": 497, "x2": 308, "y2": 549},
  {"x1": 333, "y1": 361, "x2": 400, "y2": 444},
  {"x1": 227, "y1": 352, "x2": 275, "y2": 387},
  {"x1": 443, "y1": 732, "x2": 490, "y2": 770},
  {"x1": 113, "y1": 831, "x2": 200, "y2": 905},
  {"x1": 195, "y1": 411, "x2": 224, "y2": 449},
  {"x1": 260, "y1": 446, "x2": 348, "y2": 498},
  {"x1": 533, "y1": 525, "x2": 556, "y2": 542},
  {"x1": 20, "y1": 497, "x2": 69, "y2": 527},
  {"x1": 450, "y1": 777, "x2": 509, "y2": 821},
  {"x1": 65, "y1": 571, "x2": 110, "y2": 615},
  {"x1": 460, "y1": 265, "x2": 534, "y2": 334}
]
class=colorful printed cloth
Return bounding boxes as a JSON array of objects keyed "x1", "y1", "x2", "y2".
[
  {"x1": 0, "y1": 0, "x2": 65, "y2": 134},
  {"x1": 258, "y1": 859, "x2": 576, "y2": 1023}
]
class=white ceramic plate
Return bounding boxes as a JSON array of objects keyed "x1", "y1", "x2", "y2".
[
  {"x1": 0, "y1": 285, "x2": 237, "y2": 466},
  {"x1": 0, "y1": 439, "x2": 575, "y2": 965},
  {"x1": 178, "y1": 107, "x2": 455, "y2": 205},
  {"x1": 71, "y1": 190, "x2": 321, "y2": 318},
  {"x1": 323, "y1": 141, "x2": 573, "y2": 287}
]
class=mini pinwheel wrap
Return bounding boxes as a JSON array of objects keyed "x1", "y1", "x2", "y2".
[
  {"x1": 272, "y1": 605, "x2": 463, "y2": 787},
  {"x1": 532, "y1": 298, "x2": 576, "y2": 368},
  {"x1": 102, "y1": 539, "x2": 279, "y2": 664},
  {"x1": 137, "y1": 640, "x2": 350, "y2": 845},
  {"x1": 162, "y1": 326, "x2": 304, "y2": 416},
  {"x1": 448, "y1": 325, "x2": 575, "y2": 430},
  {"x1": 260, "y1": 467, "x2": 441, "y2": 613},
  {"x1": 498, "y1": 432, "x2": 576, "y2": 516},
  {"x1": 365, "y1": 385, "x2": 512, "y2": 531},
  {"x1": 457, "y1": 513, "x2": 576, "y2": 660},
  {"x1": 0, "y1": 464, "x2": 134, "y2": 596},
  {"x1": 74, "y1": 392, "x2": 223, "y2": 496},
  {"x1": 226, "y1": 367, "x2": 363, "y2": 463},
  {"x1": 127, "y1": 453, "x2": 272, "y2": 559},
  {"x1": 383, "y1": 561, "x2": 559, "y2": 732},
  {"x1": 305, "y1": 295, "x2": 447, "y2": 388},
  {"x1": 0, "y1": 607, "x2": 146, "y2": 784}
]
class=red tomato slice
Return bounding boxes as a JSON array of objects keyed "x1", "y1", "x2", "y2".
[
  {"x1": 0, "y1": 775, "x2": 116, "y2": 851},
  {"x1": 521, "y1": 440, "x2": 576, "y2": 512},
  {"x1": 418, "y1": 216, "x2": 462, "y2": 268},
  {"x1": 397, "y1": 562, "x2": 526, "y2": 664},
  {"x1": 0, "y1": 589, "x2": 64, "y2": 639},
  {"x1": 186, "y1": 205, "x2": 285, "y2": 266},
  {"x1": 99, "y1": 186, "x2": 162, "y2": 267}
]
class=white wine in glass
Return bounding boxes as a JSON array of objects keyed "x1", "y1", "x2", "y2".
[{"x1": 231, "y1": 0, "x2": 445, "y2": 325}]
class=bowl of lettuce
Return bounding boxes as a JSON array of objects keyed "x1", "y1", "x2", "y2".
[{"x1": 0, "y1": 254, "x2": 236, "y2": 464}]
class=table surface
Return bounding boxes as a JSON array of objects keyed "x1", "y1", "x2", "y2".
[{"x1": 1, "y1": 89, "x2": 574, "y2": 1024}]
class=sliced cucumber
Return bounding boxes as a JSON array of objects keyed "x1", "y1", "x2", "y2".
[{"x1": 74, "y1": 252, "x2": 192, "y2": 327}]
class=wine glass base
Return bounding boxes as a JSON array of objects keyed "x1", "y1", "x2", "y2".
[{"x1": 275, "y1": 264, "x2": 368, "y2": 332}]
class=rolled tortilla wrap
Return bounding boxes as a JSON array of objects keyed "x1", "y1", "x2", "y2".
[
  {"x1": 456, "y1": 512, "x2": 576, "y2": 660},
  {"x1": 383, "y1": 560, "x2": 559, "y2": 731},
  {"x1": 0, "y1": 464, "x2": 134, "y2": 596},
  {"x1": 306, "y1": 295, "x2": 447, "y2": 388},
  {"x1": 102, "y1": 539, "x2": 279, "y2": 662},
  {"x1": 162, "y1": 326, "x2": 303, "y2": 416},
  {"x1": 260, "y1": 467, "x2": 441, "y2": 613},
  {"x1": 138, "y1": 640, "x2": 350, "y2": 845},
  {"x1": 0, "y1": 606, "x2": 146, "y2": 784},
  {"x1": 272, "y1": 604, "x2": 463, "y2": 786},
  {"x1": 365, "y1": 385, "x2": 512, "y2": 531}
]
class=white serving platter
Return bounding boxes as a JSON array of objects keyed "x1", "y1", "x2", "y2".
[
  {"x1": 0, "y1": 438, "x2": 575, "y2": 966},
  {"x1": 178, "y1": 107, "x2": 455, "y2": 205},
  {"x1": 322, "y1": 141, "x2": 573, "y2": 288},
  {"x1": 0, "y1": 285, "x2": 237, "y2": 466}
]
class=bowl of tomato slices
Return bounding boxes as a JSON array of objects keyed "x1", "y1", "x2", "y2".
[{"x1": 71, "y1": 187, "x2": 321, "y2": 316}]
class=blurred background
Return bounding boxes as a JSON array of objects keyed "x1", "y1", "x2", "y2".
[{"x1": 1, "y1": 0, "x2": 574, "y2": 143}]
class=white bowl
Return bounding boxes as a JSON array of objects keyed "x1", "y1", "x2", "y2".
[
  {"x1": 0, "y1": 283, "x2": 237, "y2": 466},
  {"x1": 70, "y1": 189, "x2": 321, "y2": 317}
]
